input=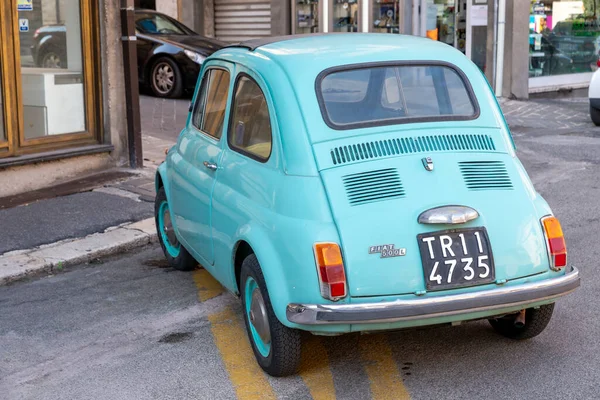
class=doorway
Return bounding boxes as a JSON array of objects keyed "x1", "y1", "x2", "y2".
[{"x1": 418, "y1": 0, "x2": 488, "y2": 72}]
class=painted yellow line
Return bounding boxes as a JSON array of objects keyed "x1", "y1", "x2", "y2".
[
  {"x1": 208, "y1": 307, "x2": 276, "y2": 400},
  {"x1": 192, "y1": 269, "x2": 276, "y2": 400},
  {"x1": 192, "y1": 268, "x2": 224, "y2": 302},
  {"x1": 359, "y1": 335, "x2": 410, "y2": 400},
  {"x1": 299, "y1": 335, "x2": 336, "y2": 400}
]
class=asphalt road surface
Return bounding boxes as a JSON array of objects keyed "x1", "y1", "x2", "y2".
[{"x1": 1, "y1": 98, "x2": 599, "y2": 399}]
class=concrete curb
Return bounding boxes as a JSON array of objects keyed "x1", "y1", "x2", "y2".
[{"x1": 0, "y1": 218, "x2": 158, "y2": 285}]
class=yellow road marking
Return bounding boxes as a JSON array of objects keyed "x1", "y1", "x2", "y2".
[
  {"x1": 299, "y1": 335, "x2": 336, "y2": 400},
  {"x1": 208, "y1": 307, "x2": 276, "y2": 400},
  {"x1": 359, "y1": 335, "x2": 410, "y2": 400},
  {"x1": 192, "y1": 269, "x2": 276, "y2": 400},
  {"x1": 192, "y1": 268, "x2": 224, "y2": 302}
]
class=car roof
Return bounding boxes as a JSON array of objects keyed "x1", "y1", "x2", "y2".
[{"x1": 224, "y1": 33, "x2": 465, "y2": 65}]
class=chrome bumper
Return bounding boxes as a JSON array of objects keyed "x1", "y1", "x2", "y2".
[{"x1": 286, "y1": 267, "x2": 580, "y2": 325}]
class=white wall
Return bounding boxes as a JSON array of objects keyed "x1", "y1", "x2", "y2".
[{"x1": 156, "y1": 0, "x2": 178, "y2": 20}]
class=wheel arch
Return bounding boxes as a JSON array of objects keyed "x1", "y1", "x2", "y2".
[{"x1": 230, "y1": 227, "x2": 290, "y2": 325}]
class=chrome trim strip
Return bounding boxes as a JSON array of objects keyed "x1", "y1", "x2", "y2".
[
  {"x1": 418, "y1": 205, "x2": 479, "y2": 224},
  {"x1": 286, "y1": 267, "x2": 580, "y2": 325}
]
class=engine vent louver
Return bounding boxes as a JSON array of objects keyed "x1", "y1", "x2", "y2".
[
  {"x1": 331, "y1": 134, "x2": 496, "y2": 166},
  {"x1": 343, "y1": 168, "x2": 405, "y2": 206},
  {"x1": 459, "y1": 161, "x2": 513, "y2": 190}
]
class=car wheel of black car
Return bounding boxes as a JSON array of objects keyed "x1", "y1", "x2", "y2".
[
  {"x1": 590, "y1": 105, "x2": 600, "y2": 126},
  {"x1": 149, "y1": 57, "x2": 183, "y2": 98},
  {"x1": 155, "y1": 187, "x2": 197, "y2": 271},
  {"x1": 240, "y1": 254, "x2": 302, "y2": 377},
  {"x1": 40, "y1": 48, "x2": 65, "y2": 69},
  {"x1": 488, "y1": 303, "x2": 554, "y2": 340}
]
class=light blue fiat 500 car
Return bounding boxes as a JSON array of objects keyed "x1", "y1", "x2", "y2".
[{"x1": 155, "y1": 34, "x2": 580, "y2": 376}]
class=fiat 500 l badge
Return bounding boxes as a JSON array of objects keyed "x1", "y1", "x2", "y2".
[{"x1": 369, "y1": 244, "x2": 407, "y2": 258}]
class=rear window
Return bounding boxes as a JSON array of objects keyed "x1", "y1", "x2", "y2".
[{"x1": 317, "y1": 63, "x2": 478, "y2": 130}]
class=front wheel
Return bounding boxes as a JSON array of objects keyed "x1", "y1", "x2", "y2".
[
  {"x1": 240, "y1": 254, "x2": 302, "y2": 377},
  {"x1": 590, "y1": 105, "x2": 600, "y2": 126},
  {"x1": 488, "y1": 303, "x2": 555, "y2": 340},
  {"x1": 155, "y1": 187, "x2": 197, "y2": 271}
]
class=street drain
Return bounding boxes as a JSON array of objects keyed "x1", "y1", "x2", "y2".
[{"x1": 159, "y1": 332, "x2": 193, "y2": 343}]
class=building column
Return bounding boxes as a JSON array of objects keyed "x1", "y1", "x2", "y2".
[
  {"x1": 501, "y1": 0, "x2": 529, "y2": 99},
  {"x1": 271, "y1": 0, "x2": 290, "y2": 36}
]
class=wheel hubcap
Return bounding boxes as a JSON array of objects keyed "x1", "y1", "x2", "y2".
[
  {"x1": 154, "y1": 63, "x2": 174, "y2": 94},
  {"x1": 249, "y1": 287, "x2": 271, "y2": 345},
  {"x1": 162, "y1": 207, "x2": 178, "y2": 248},
  {"x1": 43, "y1": 53, "x2": 61, "y2": 68}
]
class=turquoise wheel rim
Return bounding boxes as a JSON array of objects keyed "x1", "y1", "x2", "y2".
[
  {"x1": 245, "y1": 276, "x2": 271, "y2": 357},
  {"x1": 158, "y1": 201, "x2": 180, "y2": 258}
]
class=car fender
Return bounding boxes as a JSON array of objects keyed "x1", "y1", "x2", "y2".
[
  {"x1": 231, "y1": 222, "x2": 291, "y2": 325},
  {"x1": 589, "y1": 70, "x2": 600, "y2": 102}
]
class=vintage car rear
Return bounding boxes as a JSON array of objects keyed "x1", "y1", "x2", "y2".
[{"x1": 256, "y1": 35, "x2": 580, "y2": 332}]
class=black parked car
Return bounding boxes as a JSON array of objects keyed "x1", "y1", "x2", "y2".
[{"x1": 30, "y1": 9, "x2": 225, "y2": 98}]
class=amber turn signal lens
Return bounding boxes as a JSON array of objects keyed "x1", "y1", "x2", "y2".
[
  {"x1": 541, "y1": 216, "x2": 567, "y2": 271},
  {"x1": 314, "y1": 243, "x2": 347, "y2": 301}
]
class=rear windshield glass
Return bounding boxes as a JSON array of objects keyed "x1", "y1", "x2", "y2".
[{"x1": 318, "y1": 64, "x2": 477, "y2": 129}]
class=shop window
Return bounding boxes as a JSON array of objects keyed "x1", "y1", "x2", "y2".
[
  {"x1": 372, "y1": 0, "x2": 400, "y2": 34},
  {"x1": 295, "y1": 0, "x2": 319, "y2": 34},
  {"x1": 332, "y1": 1, "x2": 358, "y2": 32},
  {"x1": 228, "y1": 76, "x2": 272, "y2": 161},
  {"x1": 0, "y1": 0, "x2": 100, "y2": 159},
  {"x1": 529, "y1": 0, "x2": 600, "y2": 77}
]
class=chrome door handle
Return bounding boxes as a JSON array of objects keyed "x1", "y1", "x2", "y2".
[{"x1": 203, "y1": 161, "x2": 218, "y2": 171}]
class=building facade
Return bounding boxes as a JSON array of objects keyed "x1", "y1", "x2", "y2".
[
  {"x1": 190, "y1": 0, "x2": 600, "y2": 99},
  {"x1": 1, "y1": 0, "x2": 129, "y2": 197}
]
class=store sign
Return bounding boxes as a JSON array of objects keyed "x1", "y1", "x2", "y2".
[
  {"x1": 17, "y1": 0, "x2": 33, "y2": 11},
  {"x1": 19, "y1": 18, "x2": 29, "y2": 32}
]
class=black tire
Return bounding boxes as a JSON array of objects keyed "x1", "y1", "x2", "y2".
[
  {"x1": 488, "y1": 303, "x2": 555, "y2": 340},
  {"x1": 154, "y1": 187, "x2": 197, "y2": 271},
  {"x1": 149, "y1": 57, "x2": 183, "y2": 98},
  {"x1": 39, "y1": 47, "x2": 66, "y2": 69},
  {"x1": 240, "y1": 254, "x2": 302, "y2": 377},
  {"x1": 590, "y1": 105, "x2": 600, "y2": 126}
]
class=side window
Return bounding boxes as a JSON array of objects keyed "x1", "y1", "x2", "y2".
[
  {"x1": 228, "y1": 75, "x2": 272, "y2": 161},
  {"x1": 192, "y1": 68, "x2": 230, "y2": 139}
]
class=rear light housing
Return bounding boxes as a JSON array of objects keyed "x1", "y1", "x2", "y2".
[
  {"x1": 541, "y1": 216, "x2": 567, "y2": 271},
  {"x1": 314, "y1": 243, "x2": 347, "y2": 301}
]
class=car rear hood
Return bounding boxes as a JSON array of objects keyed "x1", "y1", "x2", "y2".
[{"x1": 315, "y1": 131, "x2": 549, "y2": 297}]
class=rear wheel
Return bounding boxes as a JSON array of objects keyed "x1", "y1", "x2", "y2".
[
  {"x1": 240, "y1": 254, "x2": 302, "y2": 377},
  {"x1": 590, "y1": 105, "x2": 600, "y2": 126},
  {"x1": 155, "y1": 187, "x2": 196, "y2": 271},
  {"x1": 488, "y1": 303, "x2": 555, "y2": 340}
]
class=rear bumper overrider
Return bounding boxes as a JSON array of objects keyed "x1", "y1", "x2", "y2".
[{"x1": 286, "y1": 266, "x2": 580, "y2": 325}]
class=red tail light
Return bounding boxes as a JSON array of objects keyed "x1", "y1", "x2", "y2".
[
  {"x1": 596, "y1": 59, "x2": 600, "y2": 68},
  {"x1": 314, "y1": 243, "x2": 347, "y2": 301},
  {"x1": 541, "y1": 216, "x2": 567, "y2": 270}
]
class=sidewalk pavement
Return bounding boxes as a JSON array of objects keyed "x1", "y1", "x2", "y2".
[{"x1": 0, "y1": 95, "x2": 594, "y2": 285}]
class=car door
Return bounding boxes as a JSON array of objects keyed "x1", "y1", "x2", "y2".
[{"x1": 168, "y1": 61, "x2": 234, "y2": 266}]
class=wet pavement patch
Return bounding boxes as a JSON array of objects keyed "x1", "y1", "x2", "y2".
[
  {"x1": 159, "y1": 332, "x2": 193, "y2": 343},
  {"x1": 143, "y1": 258, "x2": 170, "y2": 268}
]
